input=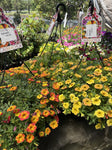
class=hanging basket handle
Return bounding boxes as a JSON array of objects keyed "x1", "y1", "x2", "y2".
[
  {"x1": 89, "y1": 0, "x2": 94, "y2": 16},
  {"x1": 56, "y1": 3, "x2": 66, "y2": 23}
]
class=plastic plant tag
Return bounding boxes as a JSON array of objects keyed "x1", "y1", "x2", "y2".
[
  {"x1": 0, "y1": 8, "x2": 23, "y2": 53},
  {"x1": 81, "y1": 7, "x2": 102, "y2": 43},
  {"x1": 46, "y1": 12, "x2": 58, "y2": 35}
]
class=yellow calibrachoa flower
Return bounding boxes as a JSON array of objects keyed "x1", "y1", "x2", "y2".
[
  {"x1": 86, "y1": 66, "x2": 95, "y2": 70},
  {"x1": 100, "y1": 76, "x2": 107, "y2": 82},
  {"x1": 109, "y1": 97, "x2": 112, "y2": 104},
  {"x1": 71, "y1": 96, "x2": 79, "y2": 103},
  {"x1": 63, "y1": 102, "x2": 69, "y2": 109},
  {"x1": 86, "y1": 79, "x2": 94, "y2": 84},
  {"x1": 67, "y1": 61, "x2": 73, "y2": 65},
  {"x1": 104, "y1": 85, "x2": 110, "y2": 92},
  {"x1": 59, "y1": 94, "x2": 65, "y2": 101},
  {"x1": 73, "y1": 101, "x2": 82, "y2": 109},
  {"x1": 104, "y1": 67, "x2": 110, "y2": 71},
  {"x1": 65, "y1": 79, "x2": 72, "y2": 84},
  {"x1": 91, "y1": 97, "x2": 101, "y2": 106},
  {"x1": 107, "y1": 119, "x2": 112, "y2": 126},
  {"x1": 100, "y1": 90, "x2": 108, "y2": 97},
  {"x1": 82, "y1": 91, "x2": 87, "y2": 97},
  {"x1": 72, "y1": 107, "x2": 79, "y2": 115},
  {"x1": 74, "y1": 73, "x2": 81, "y2": 78},
  {"x1": 62, "y1": 69, "x2": 68, "y2": 73},
  {"x1": 69, "y1": 82, "x2": 75, "y2": 88},
  {"x1": 94, "y1": 68, "x2": 102, "y2": 73},
  {"x1": 58, "y1": 82, "x2": 63, "y2": 86},
  {"x1": 37, "y1": 94, "x2": 43, "y2": 99},
  {"x1": 94, "y1": 109, "x2": 105, "y2": 118},
  {"x1": 58, "y1": 62, "x2": 64, "y2": 67},
  {"x1": 95, "y1": 123, "x2": 101, "y2": 129},
  {"x1": 69, "y1": 93, "x2": 75, "y2": 99},
  {"x1": 95, "y1": 94, "x2": 100, "y2": 97}
]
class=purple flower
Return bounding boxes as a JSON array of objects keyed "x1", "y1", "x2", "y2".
[{"x1": 14, "y1": 126, "x2": 16, "y2": 131}]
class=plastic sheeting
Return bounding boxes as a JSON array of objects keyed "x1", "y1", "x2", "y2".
[{"x1": 97, "y1": 0, "x2": 112, "y2": 31}]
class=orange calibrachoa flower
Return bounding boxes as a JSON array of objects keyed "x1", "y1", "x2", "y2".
[
  {"x1": 49, "y1": 96, "x2": 55, "y2": 101},
  {"x1": 36, "y1": 80, "x2": 41, "y2": 84},
  {"x1": 50, "y1": 92, "x2": 55, "y2": 97},
  {"x1": 74, "y1": 87, "x2": 82, "y2": 92},
  {"x1": 26, "y1": 134, "x2": 34, "y2": 143},
  {"x1": 9, "y1": 86, "x2": 17, "y2": 91},
  {"x1": 52, "y1": 82, "x2": 60, "y2": 90},
  {"x1": 0, "y1": 112, "x2": 3, "y2": 116},
  {"x1": 83, "y1": 98, "x2": 92, "y2": 106},
  {"x1": 45, "y1": 127, "x2": 51, "y2": 136},
  {"x1": 107, "y1": 110, "x2": 112, "y2": 118},
  {"x1": 81, "y1": 84, "x2": 89, "y2": 91},
  {"x1": 26, "y1": 123, "x2": 37, "y2": 133},
  {"x1": 18, "y1": 110, "x2": 30, "y2": 121},
  {"x1": 49, "y1": 92, "x2": 55, "y2": 101},
  {"x1": 49, "y1": 120, "x2": 58, "y2": 129},
  {"x1": 10, "y1": 73, "x2": 15, "y2": 76},
  {"x1": 41, "y1": 89, "x2": 49, "y2": 96},
  {"x1": 31, "y1": 115, "x2": 39, "y2": 124},
  {"x1": 0, "y1": 86, "x2": 6, "y2": 89},
  {"x1": 39, "y1": 131, "x2": 44, "y2": 137},
  {"x1": 16, "y1": 133, "x2": 25, "y2": 143},
  {"x1": 94, "y1": 84, "x2": 103, "y2": 90},
  {"x1": 40, "y1": 99, "x2": 49, "y2": 104},
  {"x1": 7, "y1": 105, "x2": 16, "y2": 112},
  {"x1": 43, "y1": 110, "x2": 50, "y2": 117},
  {"x1": 6, "y1": 84, "x2": 12, "y2": 88},
  {"x1": 50, "y1": 110, "x2": 55, "y2": 116}
]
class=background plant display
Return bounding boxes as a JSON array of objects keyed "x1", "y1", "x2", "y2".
[
  {"x1": 0, "y1": 36, "x2": 112, "y2": 149},
  {"x1": 0, "y1": 14, "x2": 47, "y2": 69}
]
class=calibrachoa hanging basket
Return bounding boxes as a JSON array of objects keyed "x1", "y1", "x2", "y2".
[{"x1": 0, "y1": 33, "x2": 112, "y2": 149}]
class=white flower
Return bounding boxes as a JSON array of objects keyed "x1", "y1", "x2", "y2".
[{"x1": 75, "y1": 51, "x2": 80, "y2": 55}]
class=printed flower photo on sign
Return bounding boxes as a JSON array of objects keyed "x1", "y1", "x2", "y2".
[{"x1": 81, "y1": 7, "x2": 102, "y2": 43}]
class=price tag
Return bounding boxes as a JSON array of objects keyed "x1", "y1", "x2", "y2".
[
  {"x1": 81, "y1": 7, "x2": 102, "y2": 43},
  {"x1": 0, "y1": 28, "x2": 17, "y2": 44},
  {"x1": 85, "y1": 24, "x2": 97, "y2": 37},
  {"x1": 0, "y1": 8, "x2": 23, "y2": 53}
]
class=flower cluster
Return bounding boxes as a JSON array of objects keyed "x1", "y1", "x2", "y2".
[{"x1": 0, "y1": 29, "x2": 112, "y2": 149}]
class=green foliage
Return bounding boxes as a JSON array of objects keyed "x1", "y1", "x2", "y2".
[{"x1": 17, "y1": 14, "x2": 47, "y2": 58}]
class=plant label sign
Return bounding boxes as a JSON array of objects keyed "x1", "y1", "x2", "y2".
[
  {"x1": 81, "y1": 7, "x2": 102, "y2": 43},
  {"x1": 0, "y1": 8, "x2": 23, "y2": 53},
  {"x1": 46, "y1": 12, "x2": 58, "y2": 35}
]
